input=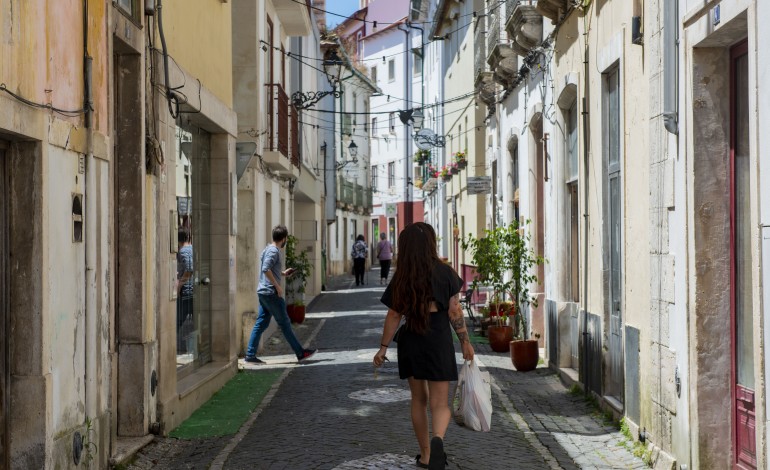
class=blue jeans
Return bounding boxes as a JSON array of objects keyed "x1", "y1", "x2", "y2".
[{"x1": 246, "y1": 293, "x2": 304, "y2": 358}]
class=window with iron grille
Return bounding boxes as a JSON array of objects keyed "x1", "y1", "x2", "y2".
[
  {"x1": 372, "y1": 165, "x2": 378, "y2": 189},
  {"x1": 388, "y1": 162, "x2": 395, "y2": 187}
]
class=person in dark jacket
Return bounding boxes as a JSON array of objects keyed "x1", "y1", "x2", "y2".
[{"x1": 351, "y1": 234, "x2": 368, "y2": 286}]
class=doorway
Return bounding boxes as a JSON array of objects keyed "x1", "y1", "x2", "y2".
[
  {"x1": 730, "y1": 40, "x2": 755, "y2": 470},
  {"x1": 605, "y1": 66, "x2": 624, "y2": 402},
  {"x1": 0, "y1": 141, "x2": 8, "y2": 468},
  {"x1": 176, "y1": 125, "x2": 213, "y2": 371}
]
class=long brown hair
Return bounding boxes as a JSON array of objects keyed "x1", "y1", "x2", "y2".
[{"x1": 390, "y1": 222, "x2": 440, "y2": 334}]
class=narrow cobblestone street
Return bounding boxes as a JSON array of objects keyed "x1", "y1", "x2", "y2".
[{"x1": 127, "y1": 271, "x2": 648, "y2": 470}]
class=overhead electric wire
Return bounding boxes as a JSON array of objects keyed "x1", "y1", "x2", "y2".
[
  {"x1": 294, "y1": 0, "x2": 504, "y2": 29},
  {"x1": 0, "y1": 83, "x2": 88, "y2": 116}
]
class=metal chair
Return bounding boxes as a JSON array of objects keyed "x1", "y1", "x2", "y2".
[{"x1": 459, "y1": 287, "x2": 478, "y2": 325}]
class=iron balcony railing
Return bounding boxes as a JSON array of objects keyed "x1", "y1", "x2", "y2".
[
  {"x1": 506, "y1": 0, "x2": 517, "y2": 24},
  {"x1": 487, "y1": 10, "x2": 501, "y2": 62},
  {"x1": 337, "y1": 177, "x2": 372, "y2": 209},
  {"x1": 474, "y1": 14, "x2": 489, "y2": 80},
  {"x1": 290, "y1": 105, "x2": 300, "y2": 168}
]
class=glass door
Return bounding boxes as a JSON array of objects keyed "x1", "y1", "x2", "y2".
[
  {"x1": 176, "y1": 125, "x2": 212, "y2": 371},
  {"x1": 731, "y1": 40, "x2": 755, "y2": 470}
]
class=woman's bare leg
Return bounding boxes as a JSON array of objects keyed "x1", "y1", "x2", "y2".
[
  {"x1": 408, "y1": 377, "x2": 430, "y2": 463},
  {"x1": 427, "y1": 381, "x2": 451, "y2": 439}
]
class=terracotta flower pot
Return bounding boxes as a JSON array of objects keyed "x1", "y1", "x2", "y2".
[
  {"x1": 510, "y1": 339, "x2": 539, "y2": 372},
  {"x1": 488, "y1": 325, "x2": 513, "y2": 353},
  {"x1": 287, "y1": 304, "x2": 306, "y2": 324}
]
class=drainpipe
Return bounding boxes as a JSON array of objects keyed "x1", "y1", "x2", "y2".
[
  {"x1": 581, "y1": 7, "x2": 591, "y2": 391},
  {"x1": 397, "y1": 23, "x2": 412, "y2": 226},
  {"x1": 83, "y1": 0, "x2": 97, "y2": 425}
]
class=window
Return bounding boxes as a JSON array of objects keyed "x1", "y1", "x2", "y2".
[
  {"x1": 371, "y1": 66, "x2": 377, "y2": 84},
  {"x1": 357, "y1": 32, "x2": 363, "y2": 60},
  {"x1": 342, "y1": 114, "x2": 352, "y2": 136},
  {"x1": 565, "y1": 100, "x2": 579, "y2": 301},
  {"x1": 116, "y1": 0, "x2": 139, "y2": 18},
  {"x1": 389, "y1": 112, "x2": 395, "y2": 132},
  {"x1": 388, "y1": 162, "x2": 395, "y2": 187},
  {"x1": 388, "y1": 59, "x2": 395, "y2": 82},
  {"x1": 372, "y1": 165, "x2": 378, "y2": 189},
  {"x1": 413, "y1": 49, "x2": 422, "y2": 76},
  {"x1": 371, "y1": 118, "x2": 377, "y2": 137},
  {"x1": 353, "y1": 93, "x2": 357, "y2": 126}
]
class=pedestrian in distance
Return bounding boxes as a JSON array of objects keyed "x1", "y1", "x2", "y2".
[
  {"x1": 244, "y1": 225, "x2": 317, "y2": 364},
  {"x1": 373, "y1": 222, "x2": 474, "y2": 470},
  {"x1": 351, "y1": 234, "x2": 368, "y2": 286},
  {"x1": 376, "y1": 231, "x2": 393, "y2": 285}
]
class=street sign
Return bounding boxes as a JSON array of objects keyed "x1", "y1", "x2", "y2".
[
  {"x1": 467, "y1": 176, "x2": 492, "y2": 195},
  {"x1": 414, "y1": 129, "x2": 436, "y2": 150}
]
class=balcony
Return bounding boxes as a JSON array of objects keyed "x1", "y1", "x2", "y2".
[
  {"x1": 486, "y1": 10, "x2": 514, "y2": 70},
  {"x1": 474, "y1": 14, "x2": 491, "y2": 85},
  {"x1": 536, "y1": 0, "x2": 568, "y2": 24},
  {"x1": 336, "y1": 178, "x2": 372, "y2": 214},
  {"x1": 273, "y1": 0, "x2": 313, "y2": 36},
  {"x1": 506, "y1": 1, "x2": 543, "y2": 57},
  {"x1": 475, "y1": 15, "x2": 495, "y2": 105},
  {"x1": 263, "y1": 83, "x2": 295, "y2": 176}
]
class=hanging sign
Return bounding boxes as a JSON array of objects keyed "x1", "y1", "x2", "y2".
[{"x1": 467, "y1": 176, "x2": 492, "y2": 195}]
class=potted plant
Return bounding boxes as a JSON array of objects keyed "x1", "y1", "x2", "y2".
[
  {"x1": 439, "y1": 165, "x2": 452, "y2": 181},
  {"x1": 505, "y1": 220, "x2": 545, "y2": 371},
  {"x1": 487, "y1": 313, "x2": 513, "y2": 353},
  {"x1": 461, "y1": 220, "x2": 545, "y2": 364},
  {"x1": 454, "y1": 150, "x2": 468, "y2": 169},
  {"x1": 449, "y1": 162, "x2": 459, "y2": 175},
  {"x1": 284, "y1": 235, "x2": 312, "y2": 324},
  {"x1": 413, "y1": 149, "x2": 431, "y2": 165}
]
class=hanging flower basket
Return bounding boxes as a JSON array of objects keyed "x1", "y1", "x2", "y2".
[
  {"x1": 413, "y1": 149, "x2": 431, "y2": 165},
  {"x1": 450, "y1": 163, "x2": 460, "y2": 175},
  {"x1": 453, "y1": 150, "x2": 468, "y2": 170},
  {"x1": 439, "y1": 165, "x2": 451, "y2": 181}
]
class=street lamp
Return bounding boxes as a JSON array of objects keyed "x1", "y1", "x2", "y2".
[
  {"x1": 336, "y1": 140, "x2": 359, "y2": 170},
  {"x1": 292, "y1": 49, "x2": 344, "y2": 109}
]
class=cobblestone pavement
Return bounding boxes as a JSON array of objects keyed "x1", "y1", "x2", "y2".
[{"x1": 126, "y1": 271, "x2": 648, "y2": 469}]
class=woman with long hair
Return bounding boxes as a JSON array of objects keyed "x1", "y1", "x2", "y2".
[{"x1": 373, "y1": 222, "x2": 474, "y2": 470}]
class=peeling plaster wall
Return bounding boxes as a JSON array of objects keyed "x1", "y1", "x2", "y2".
[{"x1": 1, "y1": 0, "x2": 112, "y2": 467}]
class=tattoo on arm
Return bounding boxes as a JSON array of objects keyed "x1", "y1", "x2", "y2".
[
  {"x1": 455, "y1": 331, "x2": 470, "y2": 344},
  {"x1": 450, "y1": 316, "x2": 467, "y2": 333}
]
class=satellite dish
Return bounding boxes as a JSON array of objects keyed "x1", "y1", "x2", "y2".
[{"x1": 414, "y1": 128, "x2": 436, "y2": 150}]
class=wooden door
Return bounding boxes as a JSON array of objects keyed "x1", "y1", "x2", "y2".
[{"x1": 730, "y1": 40, "x2": 756, "y2": 470}]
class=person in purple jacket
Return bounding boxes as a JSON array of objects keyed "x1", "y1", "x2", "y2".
[{"x1": 376, "y1": 232, "x2": 393, "y2": 285}]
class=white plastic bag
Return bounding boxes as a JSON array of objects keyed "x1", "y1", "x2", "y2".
[{"x1": 452, "y1": 360, "x2": 492, "y2": 432}]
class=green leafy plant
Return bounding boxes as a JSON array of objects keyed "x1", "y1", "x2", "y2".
[
  {"x1": 461, "y1": 220, "x2": 545, "y2": 339},
  {"x1": 284, "y1": 235, "x2": 312, "y2": 304}
]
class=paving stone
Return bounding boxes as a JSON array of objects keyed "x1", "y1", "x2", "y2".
[{"x1": 125, "y1": 271, "x2": 649, "y2": 469}]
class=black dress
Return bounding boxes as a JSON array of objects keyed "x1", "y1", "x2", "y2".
[{"x1": 380, "y1": 262, "x2": 464, "y2": 381}]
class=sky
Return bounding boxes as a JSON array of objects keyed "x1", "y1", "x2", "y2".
[{"x1": 325, "y1": 0, "x2": 361, "y2": 28}]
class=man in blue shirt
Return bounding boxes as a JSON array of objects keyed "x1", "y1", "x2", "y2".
[{"x1": 245, "y1": 225, "x2": 317, "y2": 363}]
